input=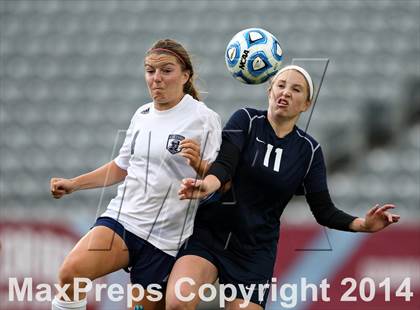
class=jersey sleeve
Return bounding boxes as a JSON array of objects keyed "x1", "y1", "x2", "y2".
[
  {"x1": 296, "y1": 145, "x2": 329, "y2": 195},
  {"x1": 206, "y1": 109, "x2": 251, "y2": 184},
  {"x1": 306, "y1": 190, "x2": 357, "y2": 232},
  {"x1": 222, "y1": 108, "x2": 251, "y2": 151},
  {"x1": 201, "y1": 111, "x2": 222, "y2": 163},
  {"x1": 113, "y1": 112, "x2": 137, "y2": 170}
]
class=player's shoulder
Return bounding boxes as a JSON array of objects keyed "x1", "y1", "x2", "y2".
[
  {"x1": 225, "y1": 107, "x2": 266, "y2": 131},
  {"x1": 132, "y1": 102, "x2": 153, "y2": 119},
  {"x1": 189, "y1": 98, "x2": 221, "y2": 124},
  {"x1": 230, "y1": 107, "x2": 266, "y2": 123},
  {"x1": 194, "y1": 100, "x2": 219, "y2": 117},
  {"x1": 295, "y1": 127, "x2": 321, "y2": 151},
  {"x1": 239, "y1": 107, "x2": 266, "y2": 119}
]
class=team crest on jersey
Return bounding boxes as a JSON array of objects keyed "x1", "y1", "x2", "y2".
[{"x1": 166, "y1": 134, "x2": 185, "y2": 154}]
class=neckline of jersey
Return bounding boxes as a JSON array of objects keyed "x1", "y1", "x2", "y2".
[
  {"x1": 264, "y1": 111, "x2": 298, "y2": 140},
  {"x1": 151, "y1": 94, "x2": 191, "y2": 116}
]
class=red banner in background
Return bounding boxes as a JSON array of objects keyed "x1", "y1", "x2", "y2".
[
  {"x1": 0, "y1": 221, "x2": 98, "y2": 310},
  {"x1": 273, "y1": 224, "x2": 420, "y2": 310},
  {"x1": 2, "y1": 221, "x2": 419, "y2": 309}
]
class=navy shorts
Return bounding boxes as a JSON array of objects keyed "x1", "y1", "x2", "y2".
[
  {"x1": 178, "y1": 225, "x2": 276, "y2": 308},
  {"x1": 93, "y1": 217, "x2": 175, "y2": 288}
]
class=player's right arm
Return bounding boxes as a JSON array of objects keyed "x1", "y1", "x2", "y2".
[
  {"x1": 50, "y1": 106, "x2": 140, "y2": 199},
  {"x1": 178, "y1": 175, "x2": 221, "y2": 199},
  {"x1": 50, "y1": 160, "x2": 127, "y2": 199},
  {"x1": 179, "y1": 109, "x2": 249, "y2": 200}
]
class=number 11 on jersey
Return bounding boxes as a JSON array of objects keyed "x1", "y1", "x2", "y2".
[{"x1": 263, "y1": 143, "x2": 283, "y2": 172}]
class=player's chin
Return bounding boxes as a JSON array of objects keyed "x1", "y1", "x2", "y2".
[
  {"x1": 152, "y1": 95, "x2": 167, "y2": 104},
  {"x1": 272, "y1": 107, "x2": 288, "y2": 117}
]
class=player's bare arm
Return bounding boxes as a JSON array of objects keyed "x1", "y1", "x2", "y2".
[{"x1": 50, "y1": 160, "x2": 127, "y2": 199}]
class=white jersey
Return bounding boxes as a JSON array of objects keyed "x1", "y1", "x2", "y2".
[{"x1": 102, "y1": 94, "x2": 221, "y2": 256}]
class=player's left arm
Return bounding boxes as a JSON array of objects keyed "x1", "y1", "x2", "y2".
[
  {"x1": 306, "y1": 191, "x2": 400, "y2": 233},
  {"x1": 304, "y1": 145, "x2": 400, "y2": 233}
]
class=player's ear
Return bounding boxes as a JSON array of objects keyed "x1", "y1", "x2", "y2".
[
  {"x1": 267, "y1": 87, "x2": 274, "y2": 101},
  {"x1": 301, "y1": 99, "x2": 312, "y2": 112},
  {"x1": 182, "y1": 70, "x2": 190, "y2": 85},
  {"x1": 267, "y1": 81, "x2": 273, "y2": 96}
]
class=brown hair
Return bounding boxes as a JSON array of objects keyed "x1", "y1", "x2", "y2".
[{"x1": 146, "y1": 39, "x2": 200, "y2": 101}]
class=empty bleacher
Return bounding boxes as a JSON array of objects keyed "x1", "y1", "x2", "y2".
[{"x1": 1, "y1": 0, "x2": 419, "y2": 217}]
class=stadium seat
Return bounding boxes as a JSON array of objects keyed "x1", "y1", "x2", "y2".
[{"x1": 1, "y1": 0, "x2": 418, "y2": 214}]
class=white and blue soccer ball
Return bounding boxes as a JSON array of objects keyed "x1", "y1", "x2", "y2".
[{"x1": 225, "y1": 28, "x2": 283, "y2": 84}]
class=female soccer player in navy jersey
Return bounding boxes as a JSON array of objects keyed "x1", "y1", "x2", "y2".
[
  {"x1": 49, "y1": 39, "x2": 221, "y2": 310},
  {"x1": 167, "y1": 65, "x2": 400, "y2": 310}
]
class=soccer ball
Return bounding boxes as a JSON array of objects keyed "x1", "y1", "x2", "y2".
[{"x1": 225, "y1": 28, "x2": 283, "y2": 84}]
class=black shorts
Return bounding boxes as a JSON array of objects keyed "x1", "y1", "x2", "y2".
[
  {"x1": 93, "y1": 217, "x2": 175, "y2": 289},
  {"x1": 177, "y1": 225, "x2": 276, "y2": 308}
]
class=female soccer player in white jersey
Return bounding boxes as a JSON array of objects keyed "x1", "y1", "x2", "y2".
[
  {"x1": 168, "y1": 65, "x2": 400, "y2": 310},
  {"x1": 49, "y1": 39, "x2": 221, "y2": 310}
]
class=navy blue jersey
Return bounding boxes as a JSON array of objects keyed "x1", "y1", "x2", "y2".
[{"x1": 195, "y1": 108, "x2": 329, "y2": 251}]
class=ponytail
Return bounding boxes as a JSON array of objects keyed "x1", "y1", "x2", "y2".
[{"x1": 184, "y1": 77, "x2": 200, "y2": 101}]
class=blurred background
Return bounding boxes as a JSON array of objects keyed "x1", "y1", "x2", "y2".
[{"x1": 0, "y1": 0, "x2": 419, "y2": 309}]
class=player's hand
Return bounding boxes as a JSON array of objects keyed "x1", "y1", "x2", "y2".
[
  {"x1": 50, "y1": 178, "x2": 77, "y2": 199},
  {"x1": 180, "y1": 139, "x2": 202, "y2": 172},
  {"x1": 362, "y1": 204, "x2": 400, "y2": 232},
  {"x1": 178, "y1": 178, "x2": 209, "y2": 200}
]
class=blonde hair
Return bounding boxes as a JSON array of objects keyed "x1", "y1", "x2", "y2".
[{"x1": 268, "y1": 65, "x2": 314, "y2": 101}]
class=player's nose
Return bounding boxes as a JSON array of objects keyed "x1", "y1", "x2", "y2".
[
  {"x1": 280, "y1": 88, "x2": 291, "y2": 97},
  {"x1": 153, "y1": 70, "x2": 162, "y2": 82}
]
